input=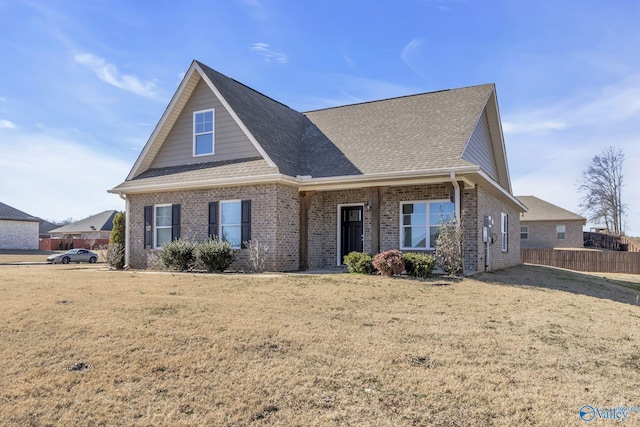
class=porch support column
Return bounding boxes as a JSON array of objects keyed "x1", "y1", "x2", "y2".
[
  {"x1": 369, "y1": 186, "x2": 383, "y2": 254},
  {"x1": 299, "y1": 191, "x2": 315, "y2": 271}
]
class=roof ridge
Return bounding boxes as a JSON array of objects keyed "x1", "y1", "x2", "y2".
[{"x1": 303, "y1": 83, "x2": 494, "y2": 114}]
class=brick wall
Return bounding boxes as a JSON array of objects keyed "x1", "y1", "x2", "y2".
[
  {"x1": 0, "y1": 220, "x2": 39, "y2": 250},
  {"x1": 474, "y1": 186, "x2": 521, "y2": 271},
  {"x1": 520, "y1": 220, "x2": 584, "y2": 249},
  {"x1": 127, "y1": 183, "x2": 299, "y2": 271}
]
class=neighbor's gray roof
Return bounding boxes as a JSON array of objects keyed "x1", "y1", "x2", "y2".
[
  {"x1": 49, "y1": 210, "x2": 118, "y2": 234},
  {"x1": 517, "y1": 196, "x2": 586, "y2": 222},
  {"x1": 0, "y1": 201, "x2": 40, "y2": 222}
]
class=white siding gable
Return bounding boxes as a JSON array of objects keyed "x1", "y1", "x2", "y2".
[{"x1": 150, "y1": 78, "x2": 261, "y2": 169}]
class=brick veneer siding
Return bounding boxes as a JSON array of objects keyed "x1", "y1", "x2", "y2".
[
  {"x1": 305, "y1": 183, "x2": 504, "y2": 273},
  {"x1": 126, "y1": 183, "x2": 299, "y2": 271},
  {"x1": 472, "y1": 186, "x2": 521, "y2": 271},
  {"x1": 520, "y1": 220, "x2": 584, "y2": 249},
  {"x1": 127, "y1": 181, "x2": 520, "y2": 273},
  {"x1": 0, "y1": 219, "x2": 39, "y2": 250}
]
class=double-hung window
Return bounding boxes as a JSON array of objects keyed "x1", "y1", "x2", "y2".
[
  {"x1": 556, "y1": 225, "x2": 566, "y2": 240},
  {"x1": 401, "y1": 201, "x2": 455, "y2": 250},
  {"x1": 193, "y1": 109, "x2": 214, "y2": 156},
  {"x1": 155, "y1": 204, "x2": 173, "y2": 248},
  {"x1": 520, "y1": 226, "x2": 529, "y2": 240},
  {"x1": 220, "y1": 201, "x2": 242, "y2": 249},
  {"x1": 501, "y1": 213, "x2": 508, "y2": 252}
]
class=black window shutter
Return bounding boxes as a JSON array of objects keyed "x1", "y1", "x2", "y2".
[
  {"x1": 208, "y1": 202, "x2": 218, "y2": 239},
  {"x1": 172, "y1": 204, "x2": 181, "y2": 241},
  {"x1": 144, "y1": 206, "x2": 152, "y2": 249},
  {"x1": 241, "y1": 200, "x2": 251, "y2": 248}
]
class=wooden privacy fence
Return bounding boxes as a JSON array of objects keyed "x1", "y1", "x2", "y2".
[{"x1": 521, "y1": 248, "x2": 640, "y2": 274}]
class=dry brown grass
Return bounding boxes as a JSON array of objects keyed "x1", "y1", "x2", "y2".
[{"x1": 1, "y1": 262, "x2": 640, "y2": 426}]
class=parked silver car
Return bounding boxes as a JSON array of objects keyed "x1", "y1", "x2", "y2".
[{"x1": 47, "y1": 249, "x2": 98, "y2": 264}]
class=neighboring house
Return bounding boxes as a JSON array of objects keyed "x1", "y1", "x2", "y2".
[
  {"x1": 0, "y1": 201, "x2": 40, "y2": 250},
  {"x1": 38, "y1": 219, "x2": 58, "y2": 238},
  {"x1": 109, "y1": 60, "x2": 525, "y2": 273},
  {"x1": 49, "y1": 210, "x2": 118, "y2": 241},
  {"x1": 517, "y1": 196, "x2": 586, "y2": 248}
]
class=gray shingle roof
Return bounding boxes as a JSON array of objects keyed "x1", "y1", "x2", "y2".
[
  {"x1": 517, "y1": 196, "x2": 586, "y2": 222},
  {"x1": 0, "y1": 201, "x2": 40, "y2": 222},
  {"x1": 304, "y1": 85, "x2": 492, "y2": 175},
  {"x1": 49, "y1": 210, "x2": 118, "y2": 234},
  {"x1": 111, "y1": 157, "x2": 278, "y2": 192},
  {"x1": 115, "y1": 62, "x2": 499, "y2": 190}
]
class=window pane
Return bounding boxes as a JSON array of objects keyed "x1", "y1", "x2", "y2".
[
  {"x1": 404, "y1": 226, "x2": 426, "y2": 248},
  {"x1": 221, "y1": 201, "x2": 241, "y2": 224},
  {"x1": 195, "y1": 133, "x2": 213, "y2": 155},
  {"x1": 157, "y1": 228, "x2": 172, "y2": 246},
  {"x1": 195, "y1": 111, "x2": 213, "y2": 133},
  {"x1": 430, "y1": 226, "x2": 440, "y2": 248},
  {"x1": 222, "y1": 225, "x2": 241, "y2": 247},
  {"x1": 430, "y1": 202, "x2": 454, "y2": 225},
  {"x1": 156, "y1": 206, "x2": 172, "y2": 226}
]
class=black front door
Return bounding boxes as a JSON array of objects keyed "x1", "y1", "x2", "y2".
[{"x1": 340, "y1": 206, "x2": 363, "y2": 263}]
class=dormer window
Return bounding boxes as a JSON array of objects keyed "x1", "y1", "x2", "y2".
[{"x1": 193, "y1": 109, "x2": 214, "y2": 156}]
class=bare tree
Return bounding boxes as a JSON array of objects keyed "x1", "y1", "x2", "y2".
[{"x1": 578, "y1": 146, "x2": 625, "y2": 235}]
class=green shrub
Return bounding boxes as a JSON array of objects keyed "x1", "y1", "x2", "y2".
[
  {"x1": 195, "y1": 237, "x2": 235, "y2": 273},
  {"x1": 373, "y1": 249, "x2": 405, "y2": 277},
  {"x1": 158, "y1": 238, "x2": 197, "y2": 271},
  {"x1": 343, "y1": 251, "x2": 375, "y2": 274},
  {"x1": 402, "y1": 252, "x2": 435, "y2": 278}
]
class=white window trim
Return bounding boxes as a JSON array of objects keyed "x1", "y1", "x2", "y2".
[
  {"x1": 399, "y1": 200, "x2": 454, "y2": 251},
  {"x1": 336, "y1": 203, "x2": 365, "y2": 266},
  {"x1": 154, "y1": 203, "x2": 172, "y2": 249},
  {"x1": 193, "y1": 108, "x2": 215, "y2": 157},
  {"x1": 220, "y1": 200, "x2": 242, "y2": 250},
  {"x1": 556, "y1": 225, "x2": 566, "y2": 240},
  {"x1": 501, "y1": 212, "x2": 508, "y2": 252},
  {"x1": 520, "y1": 225, "x2": 529, "y2": 240}
]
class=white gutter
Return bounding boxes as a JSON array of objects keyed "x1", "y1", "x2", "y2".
[
  {"x1": 109, "y1": 165, "x2": 482, "y2": 195},
  {"x1": 450, "y1": 171, "x2": 461, "y2": 224},
  {"x1": 118, "y1": 192, "x2": 131, "y2": 268}
]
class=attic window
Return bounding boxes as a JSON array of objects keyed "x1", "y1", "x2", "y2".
[{"x1": 193, "y1": 109, "x2": 214, "y2": 156}]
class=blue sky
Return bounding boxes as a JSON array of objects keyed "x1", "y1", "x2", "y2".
[{"x1": 1, "y1": 0, "x2": 639, "y2": 234}]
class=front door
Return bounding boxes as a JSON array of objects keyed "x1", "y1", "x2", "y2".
[{"x1": 340, "y1": 206, "x2": 363, "y2": 263}]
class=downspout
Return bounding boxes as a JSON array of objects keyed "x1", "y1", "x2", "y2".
[
  {"x1": 118, "y1": 192, "x2": 131, "y2": 268},
  {"x1": 450, "y1": 171, "x2": 460, "y2": 224}
]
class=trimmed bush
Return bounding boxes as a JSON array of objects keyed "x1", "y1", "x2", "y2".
[
  {"x1": 244, "y1": 239, "x2": 269, "y2": 273},
  {"x1": 196, "y1": 237, "x2": 235, "y2": 273},
  {"x1": 158, "y1": 238, "x2": 197, "y2": 271},
  {"x1": 109, "y1": 211, "x2": 126, "y2": 269},
  {"x1": 402, "y1": 252, "x2": 435, "y2": 278},
  {"x1": 343, "y1": 251, "x2": 375, "y2": 275},
  {"x1": 373, "y1": 249, "x2": 405, "y2": 277}
]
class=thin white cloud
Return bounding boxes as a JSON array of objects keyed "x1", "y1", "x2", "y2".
[
  {"x1": 242, "y1": 0, "x2": 268, "y2": 21},
  {"x1": 401, "y1": 38, "x2": 427, "y2": 78},
  {"x1": 250, "y1": 43, "x2": 288, "y2": 63},
  {"x1": 73, "y1": 52, "x2": 160, "y2": 99},
  {"x1": 0, "y1": 127, "x2": 128, "y2": 222},
  {"x1": 502, "y1": 120, "x2": 566, "y2": 135},
  {"x1": 0, "y1": 119, "x2": 16, "y2": 129}
]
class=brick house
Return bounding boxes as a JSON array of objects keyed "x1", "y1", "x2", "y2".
[
  {"x1": 109, "y1": 60, "x2": 525, "y2": 273},
  {"x1": 517, "y1": 196, "x2": 586, "y2": 249},
  {"x1": 0, "y1": 201, "x2": 40, "y2": 250}
]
